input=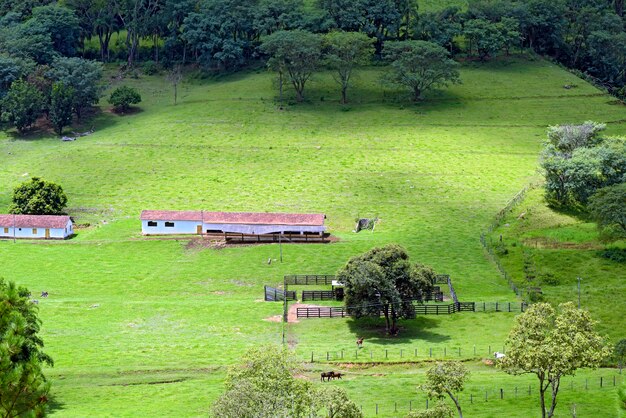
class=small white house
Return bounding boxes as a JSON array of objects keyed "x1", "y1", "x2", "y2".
[
  {"x1": 0, "y1": 214, "x2": 73, "y2": 240},
  {"x1": 140, "y1": 210, "x2": 327, "y2": 237}
]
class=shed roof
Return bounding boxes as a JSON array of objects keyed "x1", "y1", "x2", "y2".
[
  {"x1": 0, "y1": 214, "x2": 71, "y2": 229},
  {"x1": 141, "y1": 210, "x2": 325, "y2": 226}
]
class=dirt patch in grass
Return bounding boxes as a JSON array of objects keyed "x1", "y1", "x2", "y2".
[
  {"x1": 522, "y1": 237, "x2": 602, "y2": 250},
  {"x1": 263, "y1": 315, "x2": 282, "y2": 323},
  {"x1": 185, "y1": 238, "x2": 227, "y2": 251}
]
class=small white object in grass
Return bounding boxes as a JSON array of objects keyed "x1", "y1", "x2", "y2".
[
  {"x1": 494, "y1": 351, "x2": 506, "y2": 359},
  {"x1": 90, "y1": 304, "x2": 100, "y2": 309}
]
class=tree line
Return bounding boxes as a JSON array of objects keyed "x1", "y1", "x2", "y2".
[{"x1": 1, "y1": 0, "x2": 625, "y2": 93}]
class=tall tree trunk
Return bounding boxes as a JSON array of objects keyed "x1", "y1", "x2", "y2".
[
  {"x1": 539, "y1": 379, "x2": 547, "y2": 418},
  {"x1": 447, "y1": 392, "x2": 463, "y2": 418},
  {"x1": 341, "y1": 85, "x2": 347, "y2": 104},
  {"x1": 548, "y1": 379, "x2": 560, "y2": 417}
]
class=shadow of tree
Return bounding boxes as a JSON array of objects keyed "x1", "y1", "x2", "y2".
[{"x1": 346, "y1": 316, "x2": 451, "y2": 345}]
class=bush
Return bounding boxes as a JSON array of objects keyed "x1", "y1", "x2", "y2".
[
  {"x1": 108, "y1": 86, "x2": 141, "y2": 112},
  {"x1": 540, "y1": 272, "x2": 560, "y2": 286},
  {"x1": 597, "y1": 248, "x2": 626, "y2": 263},
  {"x1": 142, "y1": 61, "x2": 159, "y2": 75},
  {"x1": 9, "y1": 177, "x2": 67, "y2": 215}
]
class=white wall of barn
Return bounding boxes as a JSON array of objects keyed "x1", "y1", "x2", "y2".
[
  {"x1": 0, "y1": 226, "x2": 71, "y2": 239},
  {"x1": 141, "y1": 220, "x2": 201, "y2": 235}
]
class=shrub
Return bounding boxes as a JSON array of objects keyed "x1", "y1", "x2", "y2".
[
  {"x1": 142, "y1": 60, "x2": 159, "y2": 75},
  {"x1": 9, "y1": 177, "x2": 67, "y2": 215},
  {"x1": 108, "y1": 86, "x2": 141, "y2": 112},
  {"x1": 597, "y1": 248, "x2": 626, "y2": 263}
]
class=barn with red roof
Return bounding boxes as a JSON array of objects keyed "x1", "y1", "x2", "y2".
[
  {"x1": 140, "y1": 210, "x2": 327, "y2": 242},
  {"x1": 0, "y1": 214, "x2": 73, "y2": 239}
]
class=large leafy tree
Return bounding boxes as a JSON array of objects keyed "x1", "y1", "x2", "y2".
[
  {"x1": 499, "y1": 302, "x2": 610, "y2": 418},
  {"x1": 115, "y1": 0, "x2": 161, "y2": 68},
  {"x1": 588, "y1": 183, "x2": 626, "y2": 236},
  {"x1": 0, "y1": 55, "x2": 35, "y2": 98},
  {"x1": 30, "y1": 5, "x2": 81, "y2": 56},
  {"x1": 323, "y1": 31, "x2": 373, "y2": 103},
  {"x1": 0, "y1": 279, "x2": 53, "y2": 417},
  {"x1": 421, "y1": 362, "x2": 469, "y2": 418},
  {"x1": 383, "y1": 40, "x2": 460, "y2": 101},
  {"x1": 9, "y1": 177, "x2": 68, "y2": 215},
  {"x1": 49, "y1": 82, "x2": 75, "y2": 135},
  {"x1": 1, "y1": 79, "x2": 44, "y2": 134},
  {"x1": 212, "y1": 345, "x2": 361, "y2": 418},
  {"x1": 337, "y1": 244, "x2": 435, "y2": 335},
  {"x1": 49, "y1": 57, "x2": 103, "y2": 120},
  {"x1": 261, "y1": 30, "x2": 322, "y2": 102}
]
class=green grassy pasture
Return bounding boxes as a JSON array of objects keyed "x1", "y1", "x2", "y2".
[
  {"x1": 488, "y1": 187, "x2": 626, "y2": 340},
  {"x1": 1, "y1": 56, "x2": 625, "y2": 416}
]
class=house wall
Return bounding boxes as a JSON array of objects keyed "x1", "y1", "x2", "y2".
[
  {"x1": 141, "y1": 220, "x2": 201, "y2": 235},
  {"x1": 0, "y1": 226, "x2": 69, "y2": 239}
]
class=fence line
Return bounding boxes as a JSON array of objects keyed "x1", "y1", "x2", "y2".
[
  {"x1": 284, "y1": 275, "x2": 335, "y2": 285},
  {"x1": 264, "y1": 285, "x2": 296, "y2": 301},
  {"x1": 480, "y1": 184, "x2": 535, "y2": 298},
  {"x1": 345, "y1": 374, "x2": 623, "y2": 416}
]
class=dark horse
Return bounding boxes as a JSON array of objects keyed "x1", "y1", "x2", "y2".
[
  {"x1": 320, "y1": 371, "x2": 343, "y2": 381},
  {"x1": 356, "y1": 337, "x2": 364, "y2": 348}
]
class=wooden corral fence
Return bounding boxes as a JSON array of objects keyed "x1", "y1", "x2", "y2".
[
  {"x1": 296, "y1": 302, "x2": 479, "y2": 318},
  {"x1": 302, "y1": 290, "x2": 336, "y2": 301},
  {"x1": 284, "y1": 275, "x2": 335, "y2": 285},
  {"x1": 264, "y1": 285, "x2": 296, "y2": 302}
]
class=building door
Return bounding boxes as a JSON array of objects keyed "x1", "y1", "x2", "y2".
[
  {"x1": 45, "y1": 229, "x2": 50, "y2": 239},
  {"x1": 196, "y1": 225, "x2": 202, "y2": 235}
]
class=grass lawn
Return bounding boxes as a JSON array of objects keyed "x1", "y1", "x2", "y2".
[{"x1": 0, "y1": 55, "x2": 625, "y2": 416}]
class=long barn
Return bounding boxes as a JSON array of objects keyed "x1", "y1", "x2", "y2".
[{"x1": 140, "y1": 210, "x2": 328, "y2": 242}]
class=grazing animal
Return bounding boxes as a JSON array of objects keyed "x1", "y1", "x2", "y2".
[
  {"x1": 494, "y1": 351, "x2": 506, "y2": 360},
  {"x1": 320, "y1": 372, "x2": 333, "y2": 382},
  {"x1": 331, "y1": 372, "x2": 343, "y2": 380},
  {"x1": 356, "y1": 337, "x2": 364, "y2": 348},
  {"x1": 41, "y1": 291, "x2": 48, "y2": 298}
]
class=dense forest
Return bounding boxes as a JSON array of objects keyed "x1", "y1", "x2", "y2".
[{"x1": 1, "y1": 0, "x2": 625, "y2": 102}]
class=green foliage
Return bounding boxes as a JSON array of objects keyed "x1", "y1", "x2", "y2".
[
  {"x1": 500, "y1": 302, "x2": 610, "y2": 418},
  {"x1": 615, "y1": 339, "x2": 626, "y2": 370},
  {"x1": 31, "y1": 4, "x2": 80, "y2": 56},
  {"x1": 261, "y1": 29, "x2": 322, "y2": 102},
  {"x1": 597, "y1": 247, "x2": 626, "y2": 263},
  {"x1": 338, "y1": 244, "x2": 435, "y2": 334},
  {"x1": 541, "y1": 122, "x2": 626, "y2": 208},
  {"x1": 49, "y1": 82, "x2": 74, "y2": 135},
  {"x1": 322, "y1": 31, "x2": 374, "y2": 103},
  {"x1": 0, "y1": 55, "x2": 35, "y2": 97},
  {"x1": 588, "y1": 183, "x2": 626, "y2": 237},
  {"x1": 142, "y1": 61, "x2": 159, "y2": 75},
  {"x1": 9, "y1": 176, "x2": 68, "y2": 215},
  {"x1": 0, "y1": 278, "x2": 52, "y2": 417},
  {"x1": 421, "y1": 361, "x2": 469, "y2": 417},
  {"x1": 1, "y1": 79, "x2": 43, "y2": 134},
  {"x1": 321, "y1": 387, "x2": 363, "y2": 418},
  {"x1": 406, "y1": 401, "x2": 454, "y2": 418},
  {"x1": 212, "y1": 345, "x2": 318, "y2": 418},
  {"x1": 108, "y1": 85, "x2": 142, "y2": 112},
  {"x1": 49, "y1": 57, "x2": 103, "y2": 120},
  {"x1": 382, "y1": 40, "x2": 461, "y2": 101}
]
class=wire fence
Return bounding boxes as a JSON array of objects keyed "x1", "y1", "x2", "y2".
[
  {"x1": 303, "y1": 343, "x2": 518, "y2": 363},
  {"x1": 335, "y1": 374, "x2": 624, "y2": 417},
  {"x1": 480, "y1": 184, "x2": 536, "y2": 299}
]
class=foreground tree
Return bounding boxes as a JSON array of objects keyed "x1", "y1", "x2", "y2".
[
  {"x1": 421, "y1": 362, "x2": 469, "y2": 418},
  {"x1": 338, "y1": 244, "x2": 435, "y2": 335},
  {"x1": 213, "y1": 345, "x2": 360, "y2": 417},
  {"x1": 499, "y1": 302, "x2": 610, "y2": 418},
  {"x1": 588, "y1": 183, "x2": 626, "y2": 237},
  {"x1": 1, "y1": 79, "x2": 44, "y2": 134},
  {"x1": 261, "y1": 30, "x2": 322, "y2": 102},
  {"x1": 166, "y1": 65, "x2": 183, "y2": 105},
  {"x1": 0, "y1": 279, "x2": 53, "y2": 417},
  {"x1": 383, "y1": 40, "x2": 460, "y2": 101},
  {"x1": 406, "y1": 401, "x2": 454, "y2": 418},
  {"x1": 9, "y1": 177, "x2": 68, "y2": 215},
  {"x1": 322, "y1": 31, "x2": 374, "y2": 103}
]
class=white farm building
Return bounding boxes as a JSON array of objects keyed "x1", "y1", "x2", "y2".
[
  {"x1": 140, "y1": 210, "x2": 328, "y2": 242},
  {"x1": 0, "y1": 214, "x2": 73, "y2": 240}
]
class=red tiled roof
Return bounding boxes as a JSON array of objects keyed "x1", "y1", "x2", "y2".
[
  {"x1": 0, "y1": 214, "x2": 71, "y2": 229},
  {"x1": 140, "y1": 210, "x2": 325, "y2": 226},
  {"x1": 141, "y1": 210, "x2": 203, "y2": 222}
]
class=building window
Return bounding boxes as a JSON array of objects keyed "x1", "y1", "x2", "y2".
[
  {"x1": 3, "y1": 228, "x2": 7, "y2": 233},
  {"x1": 32, "y1": 228, "x2": 37, "y2": 234},
  {"x1": 147, "y1": 221, "x2": 157, "y2": 227},
  {"x1": 165, "y1": 222, "x2": 175, "y2": 227}
]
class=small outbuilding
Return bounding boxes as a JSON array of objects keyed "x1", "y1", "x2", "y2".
[
  {"x1": 0, "y1": 214, "x2": 73, "y2": 240},
  {"x1": 140, "y1": 210, "x2": 328, "y2": 242}
]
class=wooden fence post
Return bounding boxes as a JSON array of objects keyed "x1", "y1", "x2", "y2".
[{"x1": 311, "y1": 352, "x2": 314, "y2": 362}]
